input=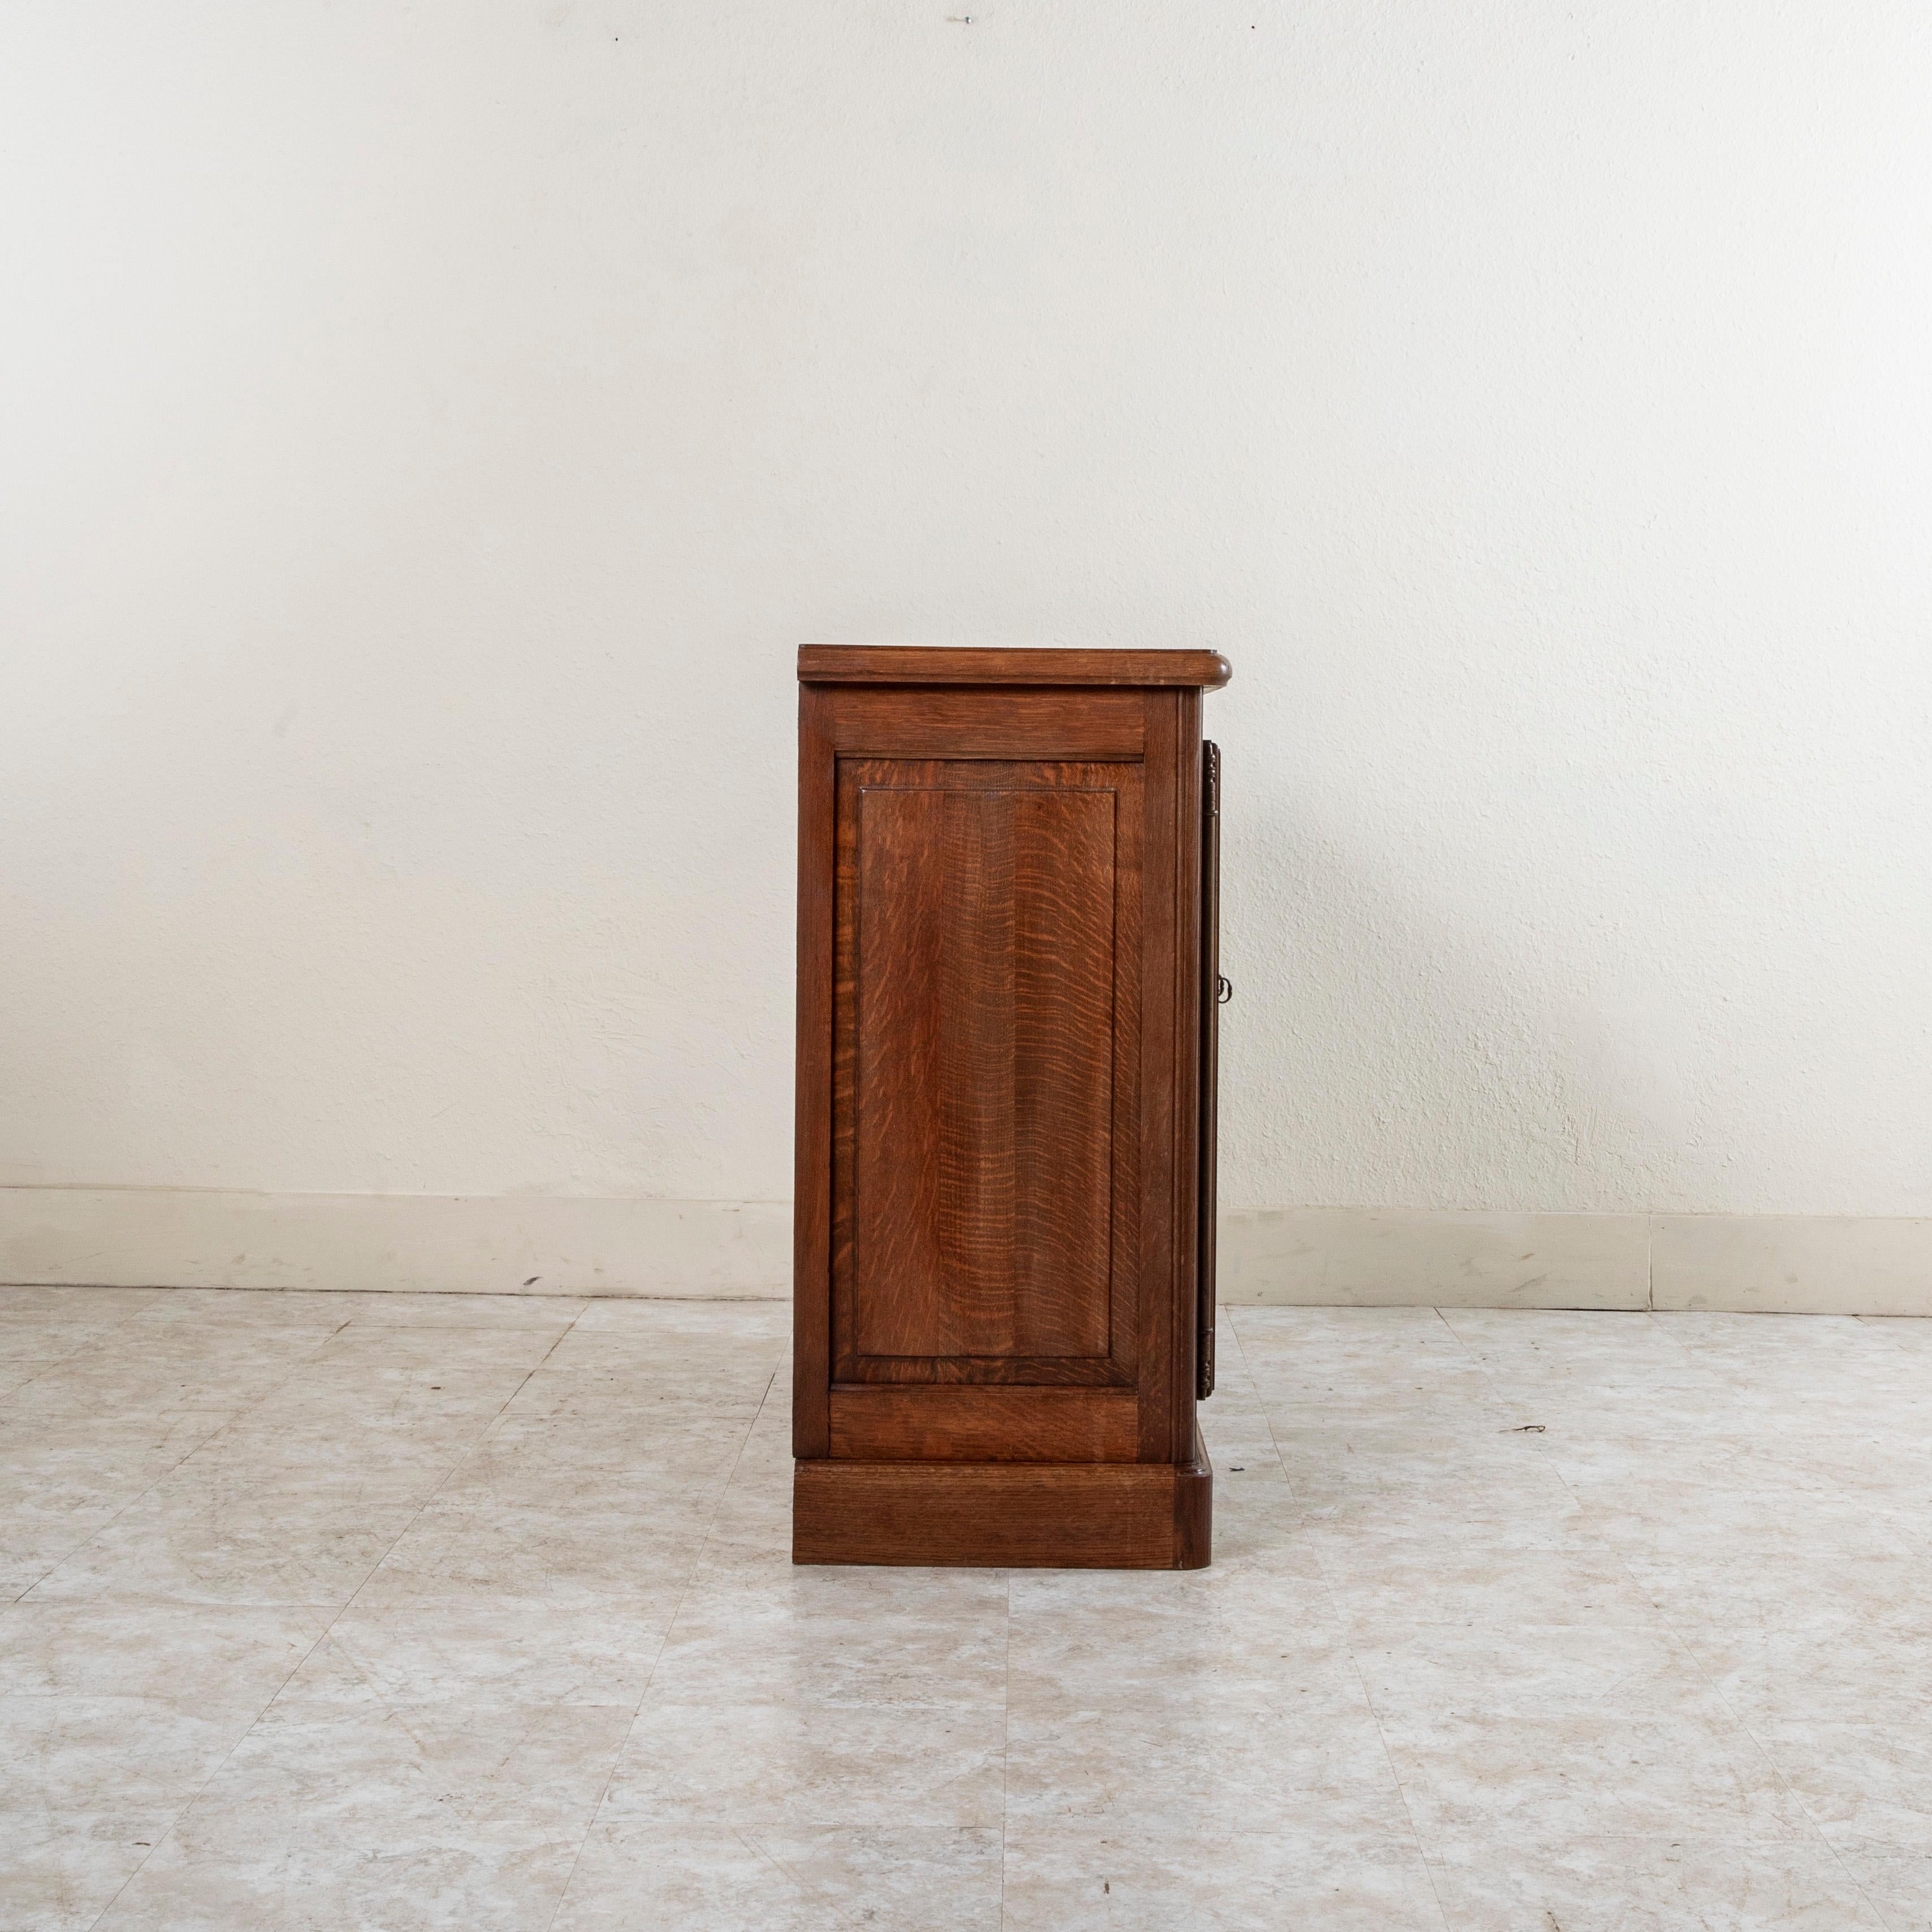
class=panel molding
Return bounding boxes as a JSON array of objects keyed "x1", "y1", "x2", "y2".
[{"x1": 833, "y1": 756, "x2": 1143, "y2": 1385}]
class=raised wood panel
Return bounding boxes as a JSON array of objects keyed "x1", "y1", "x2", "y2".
[
  {"x1": 832, "y1": 757, "x2": 1142, "y2": 1387},
  {"x1": 827, "y1": 1387, "x2": 1138, "y2": 1462},
  {"x1": 852, "y1": 783, "x2": 1114, "y2": 1359}
]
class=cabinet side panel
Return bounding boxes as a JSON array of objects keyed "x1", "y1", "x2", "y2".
[{"x1": 852, "y1": 780, "x2": 1116, "y2": 1361}]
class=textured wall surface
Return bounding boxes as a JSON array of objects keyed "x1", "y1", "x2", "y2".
[{"x1": 5, "y1": 3, "x2": 1930, "y2": 1221}]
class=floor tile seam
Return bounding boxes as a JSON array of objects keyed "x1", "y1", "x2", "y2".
[
  {"x1": 1334, "y1": 1617, "x2": 1456, "y2": 1929},
  {"x1": 1429, "y1": 1302, "x2": 1592, "y2": 1444},
  {"x1": 1216, "y1": 1312, "x2": 1332, "y2": 1575},
  {"x1": 1218, "y1": 1305, "x2": 1308, "y2": 1500},
  {"x1": 76, "y1": 1595, "x2": 344, "y2": 1932},
  {"x1": 1265, "y1": 1450, "x2": 1460, "y2": 1928},
  {"x1": 1675, "y1": 1652, "x2": 1902, "y2": 1919},
  {"x1": 9, "y1": 1328, "x2": 353, "y2": 1605},
  {"x1": 0, "y1": 1324, "x2": 109, "y2": 1402},
  {"x1": 106, "y1": 1320, "x2": 572, "y2": 1723},
  {"x1": 278, "y1": 1314, "x2": 646, "y2": 1932},
  {"x1": 1853, "y1": 1315, "x2": 1926, "y2": 1364},
  {"x1": 1221, "y1": 1308, "x2": 1453, "y2": 1932},
  {"x1": 0, "y1": 1341, "x2": 318, "y2": 1419},
  {"x1": 330, "y1": 1320, "x2": 591, "y2": 1625},
  {"x1": 549, "y1": 1359, "x2": 784, "y2": 1930},
  {"x1": 736, "y1": 1827, "x2": 885, "y2": 1932}
]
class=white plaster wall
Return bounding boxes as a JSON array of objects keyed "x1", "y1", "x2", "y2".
[{"x1": 4, "y1": 2, "x2": 1930, "y2": 1228}]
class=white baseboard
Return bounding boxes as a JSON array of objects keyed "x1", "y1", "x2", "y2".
[
  {"x1": 1218, "y1": 1208, "x2": 1652, "y2": 1310},
  {"x1": 0, "y1": 1189, "x2": 790, "y2": 1297},
  {"x1": 1647, "y1": 1213, "x2": 1932, "y2": 1316},
  {"x1": 3, "y1": 1190, "x2": 1929, "y2": 1316},
  {"x1": 1221, "y1": 1207, "x2": 1932, "y2": 1315}
]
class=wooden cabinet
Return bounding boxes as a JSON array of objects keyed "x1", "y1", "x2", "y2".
[{"x1": 792, "y1": 646, "x2": 1230, "y2": 1568}]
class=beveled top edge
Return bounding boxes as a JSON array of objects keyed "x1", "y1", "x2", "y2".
[{"x1": 798, "y1": 645, "x2": 1232, "y2": 690}]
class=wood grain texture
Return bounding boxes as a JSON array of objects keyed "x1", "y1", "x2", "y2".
[
  {"x1": 852, "y1": 782, "x2": 1113, "y2": 1358},
  {"x1": 1134, "y1": 691, "x2": 1181, "y2": 1463},
  {"x1": 832, "y1": 757, "x2": 1141, "y2": 1386},
  {"x1": 800, "y1": 646, "x2": 1232, "y2": 690},
  {"x1": 828, "y1": 687, "x2": 1144, "y2": 761},
  {"x1": 794, "y1": 1458, "x2": 1205, "y2": 1567},
  {"x1": 827, "y1": 1387, "x2": 1138, "y2": 1462},
  {"x1": 1164, "y1": 691, "x2": 1204, "y2": 1459}
]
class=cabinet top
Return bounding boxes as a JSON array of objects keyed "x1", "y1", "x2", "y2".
[{"x1": 798, "y1": 645, "x2": 1232, "y2": 690}]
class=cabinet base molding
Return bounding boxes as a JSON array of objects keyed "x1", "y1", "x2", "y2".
[{"x1": 793, "y1": 1436, "x2": 1211, "y2": 1570}]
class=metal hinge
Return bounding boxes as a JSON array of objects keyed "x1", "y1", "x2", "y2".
[{"x1": 1204, "y1": 740, "x2": 1220, "y2": 816}]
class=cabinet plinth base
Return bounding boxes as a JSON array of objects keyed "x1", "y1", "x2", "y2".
[{"x1": 793, "y1": 1437, "x2": 1211, "y2": 1570}]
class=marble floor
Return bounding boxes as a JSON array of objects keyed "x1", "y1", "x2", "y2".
[{"x1": 5, "y1": 1292, "x2": 1932, "y2": 1929}]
